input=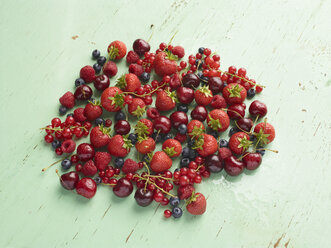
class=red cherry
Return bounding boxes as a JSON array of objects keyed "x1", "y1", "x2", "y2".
[
  {"x1": 134, "y1": 188, "x2": 153, "y2": 207},
  {"x1": 114, "y1": 120, "x2": 131, "y2": 135},
  {"x1": 177, "y1": 87, "x2": 194, "y2": 104},
  {"x1": 94, "y1": 75, "x2": 110, "y2": 91},
  {"x1": 208, "y1": 77, "x2": 224, "y2": 94},
  {"x1": 249, "y1": 100, "x2": 267, "y2": 117},
  {"x1": 60, "y1": 171, "x2": 79, "y2": 190},
  {"x1": 190, "y1": 105, "x2": 208, "y2": 122},
  {"x1": 205, "y1": 154, "x2": 223, "y2": 173},
  {"x1": 170, "y1": 111, "x2": 188, "y2": 129},
  {"x1": 113, "y1": 178, "x2": 133, "y2": 198},
  {"x1": 74, "y1": 85, "x2": 93, "y2": 101},
  {"x1": 153, "y1": 116, "x2": 171, "y2": 134},
  {"x1": 76, "y1": 143, "x2": 95, "y2": 162},
  {"x1": 133, "y1": 39, "x2": 151, "y2": 56},
  {"x1": 227, "y1": 104, "x2": 245, "y2": 120},
  {"x1": 76, "y1": 178, "x2": 97, "y2": 198},
  {"x1": 236, "y1": 118, "x2": 253, "y2": 132},
  {"x1": 224, "y1": 156, "x2": 244, "y2": 176},
  {"x1": 243, "y1": 153, "x2": 262, "y2": 170},
  {"x1": 182, "y1": 73, "x2": 200, "y2": 88}
]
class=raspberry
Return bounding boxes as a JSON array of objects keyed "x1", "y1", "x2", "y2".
[
  {"x1": 210, "y1": 95, "x2": 226, "y2": 109},
  {"x1": 94, "y1": 152, "x2": 111, "y2": 171},
  {"x1": 172, "y1": 46, "x2": 185, "y2": 58},
  {"x1": 129, "y1": 63, "x2": 144, "y2": 77},
  {"x1": 174, "y1": 133, "x2": 187, "y2": 143},
  {"x1": 81, "y1": 160, "x2": 97, "y2": 176},
  {"x1": 122, "y1": 158, "x2": 139, "y2": 174},
  {"x1": 103, "y1": 61, "x2": 118, "y2": 78},
  {"x1": 73, "y1": 108, "x2": 87, "y2": 122},
  {"x1": 59, "y1": 92, "x2": 75, "y2": 109},
  {"x1": 80, "y1": 65, "x2": 96, "y2": 83},
  {"x1": 126, "y1": 51, "x2": 140, "y2": 64},
  {"x1": 146, "y1": 107, "x2": 160, "y2": 120},
  {"x1": 61, "y1": 139, "x2": 76, "y2": 153},
  {"x1": 177, "y1": 184, "x2": 194, "y2": 200}
]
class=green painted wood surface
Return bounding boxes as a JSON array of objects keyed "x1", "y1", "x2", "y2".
[{"x1": 1, "y1": 0, "x2": 331, "y2": 247}]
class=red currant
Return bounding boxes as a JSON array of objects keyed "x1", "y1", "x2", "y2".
[
  {"x1": 75, "y1": 163, "x2": 82, "y2": 172},
  {"x1": 256, "y1": 85, "x2": 263, "y2": 93},
  {"x1": 164, "y1": 209, "x2": 172, "y2": 218},
  {"x1": 51, "y1": 118, "x2": 61, "y2": 127},
  {"x1": 203, "y1": 48, "x2": 211, "y2": 56},
  {"x1": 71, "y1": 155, "x2": 79, "y2": 163},
  {"x1": 228, "y1": 66, "x2": 237, "y2": 74},
  {"x1": 55, "y1": 147, "x2": 63, "y2": 155},
  {"x1": 212, "y1": 54, "x2": 220, "y2": 61},
  {"x1": 159, "y1": 42, "x2": 167, "y2": 50},
  {"x1": 179, "y1": 175, "x2": 189, "y2": 186},
  {"x1": 44, "y1": 134, "x2": 54, "y2": 143}
]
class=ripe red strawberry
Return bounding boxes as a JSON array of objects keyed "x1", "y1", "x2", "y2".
[
  {"x1": 103, "y1": 61, "x2": 118, "y2": 78},
  {"x1": 210, "y1": 95, "x2": 227, "y2": 109},
  {"x1": 135, "y1": 119, "x2": 153, "y2": 137},
  {"x1": 128, "y1": 98, "x2": 146, "y2": 117},
  {"x1": 187, "y1": 120, "x2": 205, "y2": 139},
  {"x1": 207, "y1": 109, "x2": 230, "y2": 132},
  {"x1": 81, "y1": 160, "x2": 97, "y2": 176},
  {"x1": 59, "y1": 92, "x2": 75, "y2": 109},
  {"x1": 194, "y1": 86, "x2": 213, "y2": 106},
  {"x1": 222, "y1": 83, "x2": 247, "y2": 105},
  {"x1": 101, "y1": 87, "x2": 124, "y2": 112},
  {"x1": 229, "y1": 132, "x2": 252, "y2": 154},
  {"x1": 116, "y1": 73, "x2": 141, "y2": 93},
  {"x1": 178, "y1": 184, "x2": 195, "y2": 200},
  {"x1": 80, "y1": 65, "x2": 95, "y2": 83},
  {"x1": 186, "y1": 192, "x2": 207, "y2": 215},
  {"x1": 162, "y1": 139, "x2": 182, "y2": 157},
  {"x1": 107, "y1": 134, "x2": 132, "y2": 157},
  {"x1": 73, "y1": 107, "x2": 87, "y2": 122},
  {"x1": 254, "y1": 122, "x2": 276, "y2": 145},
  {"x1": 172, "y1": 46, "x2": 185, "y2": 58},
  {"x1": 153, "y1": 51, "x2": 177, "y2": 77},
  {"x1": 194, "y1": 134, "x2": 218, "y2": 157},
  {"x1": 94, "y1": 152, "x2": 111, "y2": 171},
  {"x1": 90, "y1": 126, "x2": 111, "y2": 148},
  {"x1": 218, "y1": 147, "x2": 232, "y2": 160},
  {"x1": 126, "y1": 50, "x2": 140, "y2": 64},
  {"x1": 122, "y1": 158, "x2": 139, "y2": 174},
  {"x1": 129, "y1": 63, "x2": 144, "y2": 77},
  {"x1": 107, "y1": 40, "x2": 127, "y2": 60},
  {"x1": 155, "y1": 90, "x2": 177, "y2": 111},
  {"x1": 135, "y1": 137, "x2": 155, "y2": 154},
  {"x1": 174, "y1": 133, "x2": 187, "y2": 143},
  {"x1": 150, "y1": 151, "x2": 172, "y2": 173},
  {"x1": 84, "y1": 102, "x2": 103, "y2": 121}
]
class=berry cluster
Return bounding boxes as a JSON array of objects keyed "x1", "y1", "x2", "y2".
[{"x1": 42, "y1": 37, "x2": 277, "y2": 219}]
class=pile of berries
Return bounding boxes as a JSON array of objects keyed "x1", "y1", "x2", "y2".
[{"x1": 42, "y1": 37, "x2": 277, "y2": 219}]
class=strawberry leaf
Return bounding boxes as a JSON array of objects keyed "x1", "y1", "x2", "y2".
[
  {"x1": 192, "y1": 135, "x2": 204, "y2": 150},
  {"x1": 198, "y1": 85, "x2": 212, "y2": 97},
  {"x1": 122, "y1": 134, "x2": 133, "y2": 151},
  {"x1": 189, "y1": 126, "x2": 205, "y2": 139},
  {"x1": 132, "y1": 105, "x2": 146, "y2": 118},
  {"x1": 237, "y1": 136, "x2": 253, "y2": 151},
  {"x1": 115, "y1": 74, "x2": 127, "y2": 89},
  {"x1": 135, "y1": 121, "x2": 149, "y2": 137},
  {"x1": 165, "y1": 89, "x2": 179, "y2": 103},
  {"x1": 208, "y1": 114, "x2": 222, "y2": 131},
  {"x1": 227, "y1": 84, "x2": 243, "y2": 98},
  {"x1": 108, "y1": 46, "x2": 119, "y2": 60},
  {"x1": 109, "y1": 92, "x2": 124, "y2": 108},
  {"x1": 163, "y1": 146, "x2": 177, "y2": 157},
  {"x1": 254, "y1": 128, "x2": 270, "y2": 146}
]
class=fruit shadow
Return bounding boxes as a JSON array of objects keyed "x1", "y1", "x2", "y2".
[{"x1": 222, "y1": 171, "x2": 244, "y2": 182}]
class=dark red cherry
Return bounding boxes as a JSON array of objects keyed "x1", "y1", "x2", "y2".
[
  {"x1": 133, "y1": 39, "x2": 151, "y2": 56},
  {"x1": 74, "y1": 85, "x2": 93, "y2": 101},
  {"x1": 236, "y1": 118, "x2": 253, "y2": 132},
  {"x1": 208, "y1": 77, "x2": 224, "y2": 94},
  {"x1": 60, "y1": 171, "x2": 79, "y2": 190},
  {"x1": 177, "y1": 87, "x2": 194, "y2": 104},
  {"x1": 76, "y1": 178, "x2": 97, "y2": 198},
  {"x1": 191, "y1": 105, "x2": 208, "y2": 121},
  {"x1": 77, "y1": 143, "x2": 95, "y2": 162},
  {"x1": 94, "y1": 75, "x2": 110, "y2": 91},
  {"x1": 114, "y1": 120, "x2": 131, "y2": 135},
  {"x1": 227, "y1": 104, "x2": 245, "y2": 120},
  {"x1": 134, "y1": 188, "x2": 153, "y2": 207},
  {"x1": 249, "y1": 100, "x2": 267, "y2": 117},
  {"x1": 153, "y1": 116, "x2": 171, "y2": 134},
  {"x1": 224, "y1": 156, "x2": 244, "y2": 176},
  {"x1": 205, "y1": 154, "x2": 223, "y2": 173},
  {"x1": 242, "y1": 153, "x2": 262, "y2": 170},
  {"x1": 113, "y1": 178, "x2": 133, "y2": 197},
  {"x1": 170, "y1": 111, "x2": 188, "y2": 129},
  {"x1": 182, "y1": 73, "x2": 200, "y2": 88}
]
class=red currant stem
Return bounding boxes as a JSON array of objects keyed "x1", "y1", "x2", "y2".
[
  {"x1": 147, "y1": 25, "x2": 155, "y2": 43},
  {"x1": 221, "y1": 108, "x2": 245, "y2": 119},
  {"x1": 42, "y1": 156, "x2": 70, "y2": 172},
  {"x1": 143, "y1": 162, "x2": 151, "y2": 175},
  {"x1": 238, "y1": 152, "x2": 250, "y2": 161},
  {"x1": 148, "y1": 175, "x2": 174, "y2": 181},
  {"x1": 124, "y1": 107, "x2": 129, "y2": 121},
  {"x1": 149, "y1": 180, "x2": 175, "y2": 198},
  {"x1": 40, "y1": 126, "x2": 87, "y2": 132},
  {"x1": 102, "y1": 183, "x2": 117, "y2": 186},
  {"x1": 217, "y1": 69, "x2": 266, "y2": 88},
  {"x1": 121, "y1": 82, "x2": 166, "y2": 98}
]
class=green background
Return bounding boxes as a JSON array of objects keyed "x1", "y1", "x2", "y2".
[{"x1": 1, "y1": 0, "x2": 331, "y2": 247}]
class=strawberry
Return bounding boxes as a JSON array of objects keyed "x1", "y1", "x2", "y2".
[
  {"x1": 155, "y1": 89, "x2": 177, "y2": 111},
  {"x1": 73, "y1": 107, "x2": 87, "y2": 122},
  {"x1": 101, "y1": 87, "x2": 124, "y2": 112},
  {"x1": 84, "y1": 101, "x2": 103, "y2": 121},
  {"x1": 186, "y1": 192, "x2": 207, "y2": 215},
  {"x1": 107, "y1": 134, "x2": 132, "y2": 157},
  {"x1": 229, "y1": 132, "x2": 252, "y2": 154},
  {"x1": 187, "y1": 120, "x2": 205, "y2": 139},
  {"x1": 194, "y1": 134, "x2": 218, "y2": 157},
  {"x1": 94, "y1": 152, "x2": 111, "y2": 171},
  {"x1": 80, "y1": 65, "x2": 96, "y2": 83},
  {"x1": 177, "y1": 184, "x2": 195, "y2": 200},
  {"x1": 126, "y1": 50, "x2": 139, "y2": 64},
  {"x1": 194, "y1": 86, "x2": 213, "y2": 106},
  {"x1": 135, "y1": 118, "x2": 153, "y2": 137},
  {"x1": 153, "y1": 51, "x2": 177, "y2": 77},
  {"x1": 171, "y1": 46, "x2": 185, "y2": 58},
  {"x1": 81, "y1": 160, "x2": 97, "y2": 176},
  {"x1": 222, "y1": 83, "x2": 247, "y2": 105},
  {"x1": 210, "y1": 95, "x2": 227, "y2": 109},
  {"x1": 162, "y1": 139, "x2": 182, "y2": 157},
  {"x1": 107, "y1": 40, "x2": 127, "y2": 60},
  {"x1": 122, "y1": 158, "x2": 139, "y2": 174},
  {"x1": 116, "y1": 73, "x2": 141, "y2": 93},
  {"x1": 207, "y1": 109, "x2": 230, "y2": 132},
  {"x1": 90, "y1": 125, "x2": 111, "y2": 148},
  {"x1": 59, "y1": 92, "x2": 75, "y2": 109},
  {"x1": 128, "y1": 98, "x2": 146, "y2": 117},
  {"x1": 103, "y1": 61, "x2": 118, "y2": 78},
  {"x1": 254, "y1": 122, "x2": 276, "y2": 145},
  {"x1": 150, "y1": 151, "x2": 172, "y2": 173},
  {"x1": 218, "y1": 147, "x2": 232, "y2": 160},
  {"x1": 135, "y1": 137, "x2": 155, "y2": 155},
  {"x1": 129, "y1": 63, "x2": 144, "y2": 77}
]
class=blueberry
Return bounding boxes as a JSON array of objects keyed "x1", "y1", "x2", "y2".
[
  {"x1": 139, "y1": 72, "x2": 150, "y2": 83},
  {"x1": 219, "y1": 139, "x2": 229, "y2": 148},
  {"x1": 180, "y1": 158, "x2": 190, "y2": 167},
  {"x1": 172, "y1": 207, "x2": 183, "y2": 218},
  {"x1": 97, "y1": 56, "x2": 107, "y2": 66},
  {"x1": 201, "y1": 76, "x2": 209, "y2": 82},
  {"x1": 223, "y1": 82, "x2": 228, "y2": 88},
  {"x1": 51, "y1": 140, "x2": 61, "y2": 149},
  {"x1": 198, "y1": 47, "x2": 205, "y2": 54},
  {"x1": 61, "y1": 159, "x2": 71, "y2": 170},
  {"x1": 249, "y1": 135, "x2": 256, "y2": 142},
  {"x1": 93, "y1": 63, "x2": 102, "y2": 74},
  {"x1": 182, "y1": 147, "x2": 190, "y2": 158},
  {"x1": 115, "y1": 111, "x2": 126, "y2": 121},
  {"x1": 178, "y1": 124, "x2": 187, "y2": 134},
  {"x1": 92, "y1": 49, "x2": 101, "y2": 59},
  {"x1": 229, "y1": 127, "x2": 239, "y2": 137},
  {"x1": 152, "y1": 132, "x2": 162, "y2": 142},
  {"x1": 187, "y1": 138, "x2": 194, "y2": 148},
  {"x1": 257, "y1": 149, "x2": 265, "y2": 156},
  {"x1": 209, "y1": 130, "x2": 219, "y2": 139},
  {"x1": 247, "y1": 88, "x2": 256, "y2": 99},
  {"x1": 169, "y1": 197, "x2": 180, "y2": 207},
  {"x1": 163, "y1": 133, "x2": 173, "y2": 140},
  {"x1": 128, "y1": 133, "x2": 138, "y2": 145},
  {"x1": 75, "y1": 78, "x2": 85, "y2": 87},
  {"x1": 94, "y1": 176, "x2": 102, "y2": 184},
  {"x1": 195, "y1": 59, "x2": 201, "y2": 66},
  {"x1": 188, "y1": 149, "x2": 197, "y2": 160},
  {"x1": 177, "y1": 104, "x2": 188, "y2": 113},
  {"x1": 197, "y1": 62, "x2": 204, "y2": 70},
  {"x1": 114, "y1": 157, "x2": 124, "y2": 168},
  {"x1": 66, "y1": 113, "x2": 74, "y2": 117},
  {"x1": 197, "y1": 71, "x2": 203, "y2": 79},
  {"x1": 95, "y1": 117, "x2": 105, "y2": 126},
  {"x1": 59, "y1": 105, "x2": 67, "y2": 115}
]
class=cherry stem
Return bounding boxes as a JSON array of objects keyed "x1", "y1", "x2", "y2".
[
  {"x1": 42, "y1": 156, "x2": 70, "y2": 172},
  {"x1": 168, "y1": 31, "x2": 178, "y2": 45},
  {"x1": 234, "y1": 121, "x2": 250, "y2": 134},
  {"x1": 147, "y1": 25, "x2": 155, "y2": 43},
  {"x1": 256, "y1": 148, "x2": 279, "y2": 153},
  {"x1": 250, "y1": 115, "x2": 260, "y2": 134},
  {"x1": 121, "y1": 82, "x2": 166, "y2": 98},
  {"x1": 222, "y1": 108, "x2": 244, "y2": 119}
]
